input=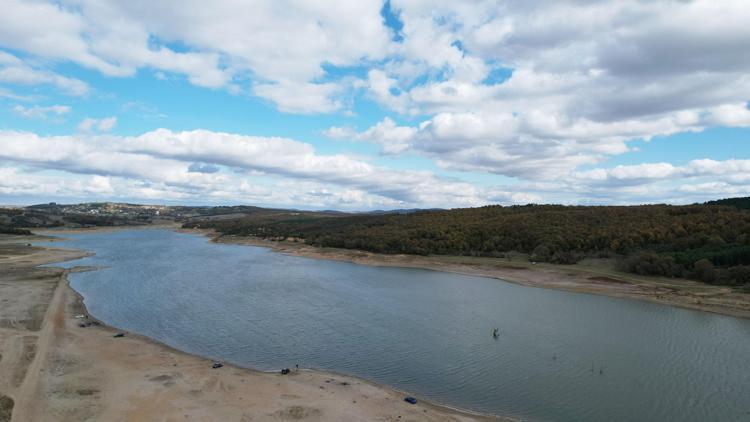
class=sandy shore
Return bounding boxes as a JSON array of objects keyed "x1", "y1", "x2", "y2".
[
  {"x1": 0, "y1": 232, "x2": 502, "y2": 422},
  {"x1": 206, "y1": 232, "x2": 750, "y2": 320}
]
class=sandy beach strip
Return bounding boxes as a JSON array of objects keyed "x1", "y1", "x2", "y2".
[{"x1": 0, "y1": 232, "x2": 505, "y2": 422}]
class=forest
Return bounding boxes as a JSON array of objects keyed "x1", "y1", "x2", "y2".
[{"x1": 186, "y1": 198, "x2": 750, "y2": 289}]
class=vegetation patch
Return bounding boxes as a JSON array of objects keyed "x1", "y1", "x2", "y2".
[
  {"x1": 0, "y1": 225, "x2": 32, "y2": 235},
  {"x1": 0, "y1": 395, "x2": 13, "y2": 422},
  {"x1": 274, "y1": 405, "x2": 321, "y2": 420},
  {"x1": 192, "y1": 199, "x2": 750, "y2": 289}
]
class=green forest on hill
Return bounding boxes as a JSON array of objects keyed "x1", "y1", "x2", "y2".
[{"x1": 187, "y1": 198, "x2": 750, "y2": 289}]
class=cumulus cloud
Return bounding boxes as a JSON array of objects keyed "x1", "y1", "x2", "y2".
[
  {"x1": 2, "y1": 0, "x2": 748, "y2": 121},
  {"x1": 253, "y1": 80, "x2": 343, "y2": 114},
  {"x1": 1, "y1": 127, "x2": 748, "y2": 207},
  {"x1": 350, "y1": 1, "x2": 750, "y2": 178},
  {"x1": 0, "y1": 0, "x2": 392, "y2": 113},
  {"x1": 704, "y1": 103, "x2": 750, "y2": 127},
  {"x1": 575, "y1": 160, "x2": 750, "y2": 185},
  {"x1": 337, "y1": 102, "x2": 748, "y2": 180},
  {"x1": 0, "y1": 129, "x2": 506, "y2": 208},
  {"x1": 332, "y1": 111, "x2": 653, "y2": 179},
  {"x1": 0, "y1": 1, "x2": 749, "y2": 207},
  {"x1": 324, "y1": 117, "x2": 417, "y2": 154},
  {"x1": 545, "y1": 159, "x2": 750, "y2": 205}
]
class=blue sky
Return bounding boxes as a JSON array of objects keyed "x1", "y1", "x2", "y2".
[{"x1": 1, "y1": 0, "x2": 749, "y2": 209}]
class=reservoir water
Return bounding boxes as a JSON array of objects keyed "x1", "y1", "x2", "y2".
[{"x1": 48, "y1": 229, "x2": 750, "y2": 421}]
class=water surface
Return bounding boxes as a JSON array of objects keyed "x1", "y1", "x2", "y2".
[{"x1": 48, "y1": 229, "x2": 750, "y2": 421}]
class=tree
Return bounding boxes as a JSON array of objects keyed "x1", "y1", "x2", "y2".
[{"x1": 694, "y1": 259, "x2": 716, "y2": 283}]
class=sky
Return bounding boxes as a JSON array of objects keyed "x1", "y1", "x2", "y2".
[{"x1": 0, "y1": 0, "x2": 749, "y2": 210}]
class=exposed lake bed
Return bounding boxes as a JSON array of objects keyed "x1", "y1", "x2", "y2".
[{"x1": 40, "y1": 228, "x2": 750, "y2": 421}]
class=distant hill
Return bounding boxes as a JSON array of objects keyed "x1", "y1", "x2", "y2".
[
  {"x1": 0, "y1": 202, "x2": 350, "y2": 230},
  {"x1": 705, "y1": 197, "x2": 750, "y2": 210},
  {"x1": 5, "y1": 199, "x2": 750, "y2": 289},
  {"x1": 192, "y1": 200, "x2": 750, "y2": 289},
  {"x1": 365, "y1": 208, "x2": 444, "y2": 215}
]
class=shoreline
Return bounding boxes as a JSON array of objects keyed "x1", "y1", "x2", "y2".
[
  {"x1": 202, "y1": 231, "x2": 750, "y2": 320},
  {"x1": 31, "y1": 224, "x2": 750, "y2": 320},
  {"x1": 37, "y1": 223, "x2": 750, "y2": 319},
  {"x1": 6, "y1": 225, "x2": 747, "y2": 420},
  {"x1": 65, "y1": 277, "x2": 502, "y2": 421},
  {"x1": 1, "y1": 230, "x2": 505, "y2": 421}
]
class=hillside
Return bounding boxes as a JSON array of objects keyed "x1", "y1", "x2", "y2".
[
  {"x1": 5, "y1": 199, "x2": 750, "y2": 289},
  {"x1": 705, "y1": 196, "x2": 750, "y2": 210},
  {"x1": 187, "y1": 201, "x2": 750, "y2": 289}
]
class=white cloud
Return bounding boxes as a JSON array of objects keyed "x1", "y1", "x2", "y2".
[
  {"x1": 576, "y1": 160, "x2": 750, "y2": 185},
  {"x1": 338, "y1": 103, "x2": 746, "y2": 180},
  {"x1": 354, "y1": 1, "x2": 750, "y2": 178},
  {"x1": 0, "y1": 51, "x2": 89, "y2": 96},
  {"x1": 322, "y1": 126, "x2": 357, "y2": 139},
  {"x1": 325, "y1": 117, "x2": 417, "y2": 154},
  {"x1": 0, "y1": 87, "x2": 37, "y2": 101},
  {"x1": 704, "y1": 103, "x2": 750, "y2": 127},
  {"x1": 78, "y1": 116, "x2": 117, "y2": 133},
  {"x1": 96, "y1": 116, "x2": 118, "y2": 131},
  {"x1": 558, "y1": 159, "x2": 750, "y2": 204},
  {"x1": 0, "y1": 129, "x2": 505, "y2": 208},
  {"x1": 2, "y1": 0, "x2": 748, "y2": 121},
  {"x1": 77, "y1": 118, "x2": 96, "y2": 132},
  {"x1": 0, "y1": 0, "x2": 392, "y2": 113},
  {"x1": 13, "y1": 104, "x2": 70, "y2": 120},
  {"x1": 87, "y1": 175, "x2": 114, "y2": 194},
  {"x1": 1, "y1": 128, "x2": 748, "y2": 208},
  {"x1": 365, "y1": 69, "x2": 411, "y2": 115},
  {"x1": 253, "y1": 80, "x2": 342, "y2": 114},
  {"x1": 0, "y1": 1, "x2": 749, "y2": 207}
]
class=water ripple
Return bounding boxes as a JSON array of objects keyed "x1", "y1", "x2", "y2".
[{"x1": 52, "y1": 229, "x2": 750, "y2": 422}]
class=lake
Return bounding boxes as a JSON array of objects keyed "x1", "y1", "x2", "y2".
[{"x1": 47, "y1": 229, "x2": 750, "y2": 421}]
